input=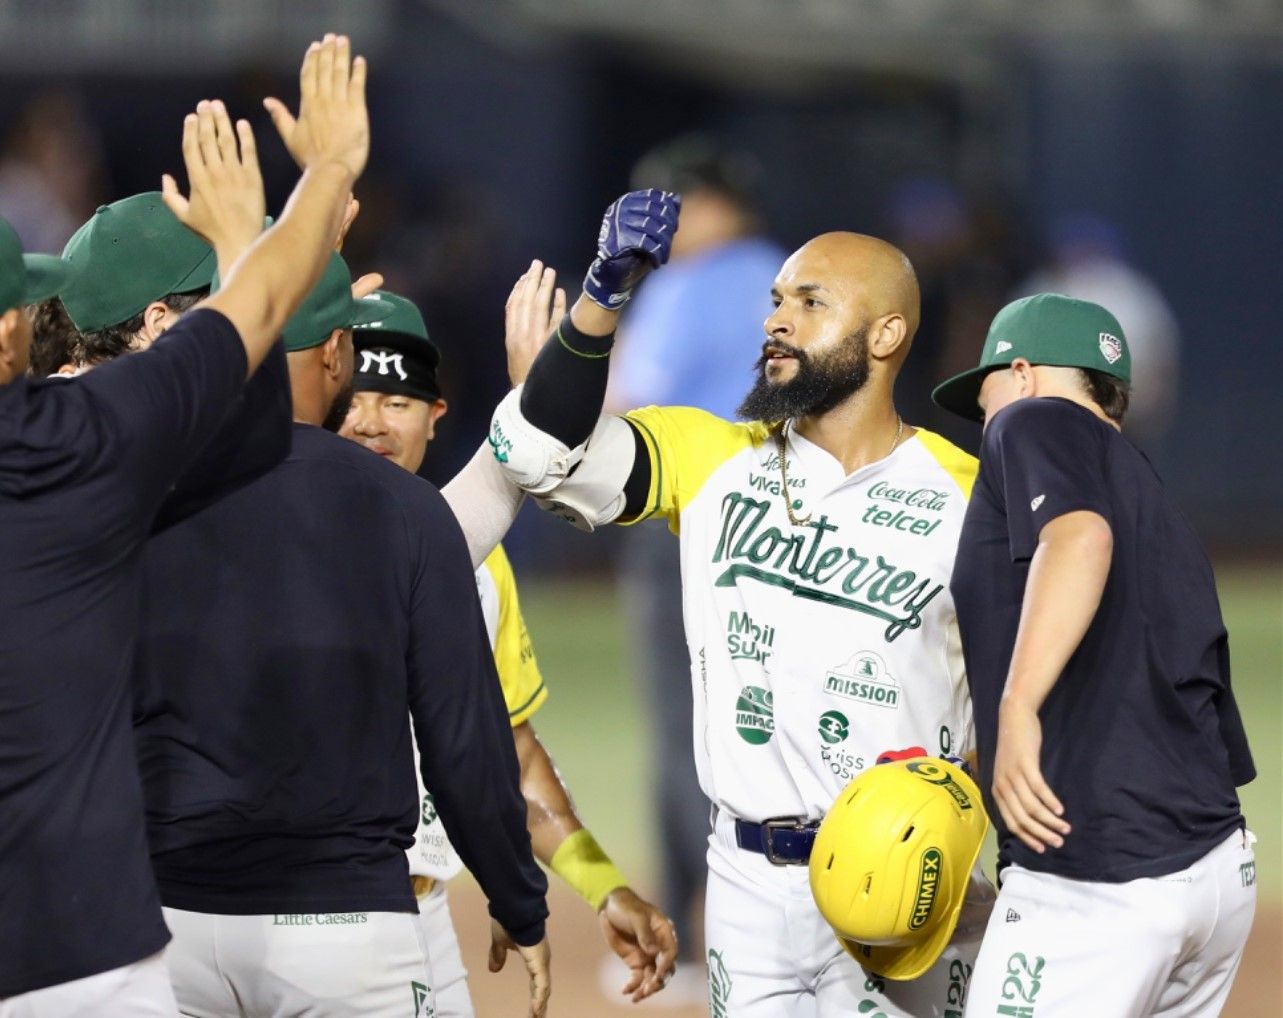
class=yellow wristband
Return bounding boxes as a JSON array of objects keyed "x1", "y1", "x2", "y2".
[{"x1": 549, "y1": 829, "x2": 628, "y2": 911}]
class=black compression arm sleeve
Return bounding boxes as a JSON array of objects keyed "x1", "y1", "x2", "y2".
[
  {"x1": 519, "y1": 314, "x2": 613, "y2": 449},
  {"x1": 622, "y1": 420, "x2": 653, "y2": 519}
]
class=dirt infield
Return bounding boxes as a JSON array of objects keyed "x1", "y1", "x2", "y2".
[{"x1": 451, "y1": 881, "x2": 1280, "y2": 1016}]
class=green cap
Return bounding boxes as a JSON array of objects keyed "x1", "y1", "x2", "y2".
[
  {"x1": 59, "y1": 192, "x2": 215, "y2": 333},
  {"x1": 353, "y1": 290, "x2": 442, "y2": 400},
  {"x1": 281, "y1": 253, "x2": 396, "y2": 351},
  {"x1": 932, "y1": 293, "x2": 1130, "y2": 421},
  {"x1": 0, "y1": 217, "x2": 73, "y2": 312}
]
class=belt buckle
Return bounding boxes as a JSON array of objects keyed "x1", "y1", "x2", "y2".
[{"x1": 762, "y1": 816, "x2": 808, "y2": 866}]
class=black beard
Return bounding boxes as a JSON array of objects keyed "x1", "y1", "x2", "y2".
[
  {"x1": 736, "y1": 325, "x2": 872, "y2": 423},
  {"x1": 321, "y1": 382, "x2": 354, "y2": 433}
]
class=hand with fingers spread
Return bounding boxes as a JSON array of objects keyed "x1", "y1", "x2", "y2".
[
  {"x1": 161, "y1": 99, "x2": 266, "y2": 273},
  {"x1": 505, "y1": 260, "x2": 567, "y2": 386},
  {"x1": 263, "y1": 33, "x2": 369, "y2": 179},
  {"x1": 598, "y1": 887, "x2": 679, "y2": 1003},
  {"x1": 992, "y1": 696, "x2": 1071, "y2": 853},
  {"x1": 488, "y1": 920, "x2": 551, "y2": 1018},
  {"x1": 582, "y1": 189, "x2": 681, "y2": 311}
]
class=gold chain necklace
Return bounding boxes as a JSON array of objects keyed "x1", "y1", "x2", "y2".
[{"x1": 776, "y1": 414, "x2": 904, "y2": 528}]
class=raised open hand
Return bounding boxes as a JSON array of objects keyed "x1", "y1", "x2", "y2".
[{"x1": 263, "y1": 33, "x2": 369, "y2": 180}]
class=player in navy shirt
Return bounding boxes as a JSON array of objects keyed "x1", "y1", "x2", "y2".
[
  {"x1": 934, "y1": 294, "x2": 1256, "y2": 1016},
  {"x1": 0, "y1": 36, "x2": 371, "y2": 1014},
  {"x1": 133, "y1": 252, "x2": 550, "y2": 1018}
]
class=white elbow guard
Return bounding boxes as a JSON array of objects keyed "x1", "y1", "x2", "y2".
[
  {"x1": 488, "y1": 385, "x2": 585, "y2": 495},
  {"x1": 531, "y1": 414, "x2": 636, "y2": 532}
]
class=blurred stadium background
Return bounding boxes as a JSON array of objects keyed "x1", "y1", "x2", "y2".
[{"x1": 2, "y1": 0, "x2": 1277, "y2": 1013}]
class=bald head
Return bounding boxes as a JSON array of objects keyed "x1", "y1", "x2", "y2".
[{"x1": 782, "y1": 232, "x2": 920, "y2": 346}]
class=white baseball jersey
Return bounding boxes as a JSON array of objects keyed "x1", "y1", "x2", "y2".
[
  {"x1": 623, "y1": 407, "x2": 977, "y2": 823},
  {"x1": 408, "y1": 543, "x2": 546, "y2": 880}
]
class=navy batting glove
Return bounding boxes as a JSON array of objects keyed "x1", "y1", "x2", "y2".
[{"x1": 582, "y1": 189, "x2": 680, "y2": 310}]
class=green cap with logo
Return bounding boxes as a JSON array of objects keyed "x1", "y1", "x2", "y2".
[
  {"x1": 932, "y1": 293, "x2": 1130, "y2": 422},
  {"x1": 0, "y1": 217, "x2": 73, "y2": 312},
  {"x1": 353, "y1": 290, "x2": 443, "y2": 401},
  {"x1": 280, "y1": 252, "x2": 396, "y2": 351},
  {"x1": 59, "y1": 192, "x2": 216, "y2": 333}
]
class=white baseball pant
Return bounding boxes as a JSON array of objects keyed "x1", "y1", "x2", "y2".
[
  {"x1": 705, "y1": 809, "x2": 992, "y2": 1017},
  {"x1": 0, "y1": 951, "x2": 176, "y2": 1018},
  {"x1": 963, "y1": 827, "x2": 1257, "y2": 1017},
  {"x1": 412, "y1": 882, "x2": 474, "y2": 1018},
  {"x1": 162, "y1": 907, "x2": 435, "y2": 1017}
]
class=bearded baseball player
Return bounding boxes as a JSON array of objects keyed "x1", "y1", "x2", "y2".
[
  {"x1": 339, "y1": 283, "x2": 677, "y2": 1013},
  {"x1": 474, "y1": 189, "x2": 997, "y2": 1016},
  {"x1": 934, "y1": 294, "x2": 1257, "y2": 1016}
]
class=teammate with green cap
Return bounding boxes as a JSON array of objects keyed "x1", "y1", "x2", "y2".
[
  {"x1": 341, "y1": 287, "x2": 678, "y2": 1013},
  {"x1": 1, "y1": 33, "x2": 374, "y2": 1015},
  {"x1": 0, "y1": 216, "x2": 73, "y2": 379},
  {"x1": 132, "y1": 257, "x2": 551, "y2": 1013},
  {"x1": 938, "y1": 293, "x2": 1257, "y2": 1016}
]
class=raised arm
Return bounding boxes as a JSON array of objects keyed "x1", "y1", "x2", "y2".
[
  {"x1": 162, "y1": 34, "x2": 368, "y2": 376},
  {"x1": 487, "y1": 191, "x2": 679, "y2": 529}
]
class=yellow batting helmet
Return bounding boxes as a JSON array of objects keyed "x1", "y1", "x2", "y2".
[{"x1": 808, "y1": 757, "x2": 988, "y2": 980}]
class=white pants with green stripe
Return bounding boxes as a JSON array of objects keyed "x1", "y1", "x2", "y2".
[
  {"x1": 162, "y1": 908, "x2": 436, "y2": 1018},
  {"x1": 962, "y1": 827, "x2": 1256, "y2": 1018},
  {"x1": 704, "y1": 810, "x2": 993, "y2": 1017}
]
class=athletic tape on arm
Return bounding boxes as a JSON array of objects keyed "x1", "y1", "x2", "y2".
[
  {"x1": 442, "y1": 440, "x2": 526, "y2": 571},
  {"x1": 531, "y1": 415, "x2": 635, "y2": 532}
]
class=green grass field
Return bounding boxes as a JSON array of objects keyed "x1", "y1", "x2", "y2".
[{"x1": 520, "y1": 562, "x2": 1282, "y2": 903}]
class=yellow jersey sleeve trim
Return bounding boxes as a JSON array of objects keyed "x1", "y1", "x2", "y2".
[
  {"x1": 621, "y1": 406, "x2": 769, "y2": 532},
  {"x1": 915, "y1": 429, "x2": 979, "y2": 500},
  {"x1": 483, "y1": 544, "x2": 548, "y2": 727}
]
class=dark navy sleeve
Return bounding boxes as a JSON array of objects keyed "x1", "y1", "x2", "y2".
[
  {"x1": 152, "y1": 340, "x2": 292, "y2": 531},
  {"x1": 404, "y1": 486, "x2": 549, "y2": 945},
  {"x1": 76, "y1": 307, "x2": 248, "y2": 498},
  {"x1": 988, "y1": 398, "x2": 1113, "y2": 561}
]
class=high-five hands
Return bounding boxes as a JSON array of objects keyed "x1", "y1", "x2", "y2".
[
  {"x1": 161, "y1": 100, "x2": 265, "y2": 267},
  {"x1": 505, "y1": 260, "x2": 567, "y2": 386},
  {"x1": 263, "y1": 33, "x2": 370, "y2": 180},
  {"x1": 581, "y1": 189, "x2": 680, "y2": 310}
]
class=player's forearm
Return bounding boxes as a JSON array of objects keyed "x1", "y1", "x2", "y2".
[
  {"x1": 210, "y1": 161, "x2": 354, "y2": 373},
  {"x1": 1002, "y1": 511, "x2": 1113, "y2": 712},
  {"x1": 442, "y1": 442, "x2": 525, "y2": 569},
  {"x1": 515, "y1": 722, "x2": 584, "y2": 863},
  {"x1": 518, "y1": 311, "x2": 617, "y2": 449},
  {"x1": 515, "y1": 722, "x2": 628, "y2": 909}
]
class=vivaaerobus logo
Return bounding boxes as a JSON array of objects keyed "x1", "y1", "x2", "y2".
[{"x1": 908, "y1": 847, "x2": 943, "y2": 931}]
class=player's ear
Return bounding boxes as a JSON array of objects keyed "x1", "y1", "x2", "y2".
[
  {"x1": 320, "y1": 327, "x2": 347, "y2": 380},
  {"x1": 425, "y1": 398, "x2": 448, "y2": 440},
  {"x1": 1010, "y1": 358, "x2": 1036, "y2": 396},
  {"x1": 868, "y1": 312, "x2": 909, "y2": 362},
  {"x1": 140, "y1": 300, "x2": 175, "y2": 341},
  {"x1": 0, "y1": 307, "x2": 26, "y2": 381}
]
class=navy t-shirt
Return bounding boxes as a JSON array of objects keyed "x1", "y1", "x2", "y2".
[
  {"x1": 0, "y1": 309, "x2": 248, "y2": 997},
  {"x1": 133, "y1": 424, "x2": 548, "y2": 944},
  {"x1": 952, "y1": 398, "x2": 1254, "y2": 882}
]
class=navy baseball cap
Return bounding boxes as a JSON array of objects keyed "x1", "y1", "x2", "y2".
[{"x1": 932, "y1": 293, "x2": 1130, "y2": 422}]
